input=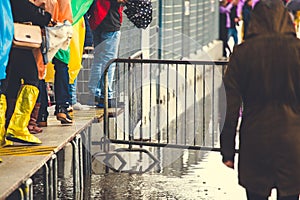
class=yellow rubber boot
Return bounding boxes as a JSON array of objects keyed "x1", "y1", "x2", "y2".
[
  {"x1": 6, "y1": 85, "x2": 42, "y2": 144},
  {"x1": 0, "y1": 94, "x2": 13, "y2": 147}
]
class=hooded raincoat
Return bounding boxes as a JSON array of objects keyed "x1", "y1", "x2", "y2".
[
  {"x1": 220, "y1": 0, "x2": 300, "y2": 196},
  {"x1": 0, "y1": 0, "x2": 13, "y2": 80}
]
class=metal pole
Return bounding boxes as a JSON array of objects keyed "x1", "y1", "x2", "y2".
[
  {"x1": 52, "y1": 154, "x2": 58, "y2": 200},
  {"x1": 158, "y1": 0, "x2": 163, "y2": 59},
  {"x1": 104, "y1": 66, "x2": 109, "y2": 140},
  {"x1": 43, "y1": 162, "x2": 49, "y2": 200},
  {"x1": 194, "y1": 65, "x2": 197, "y2": 145},
  {"x1": 77, "y1": 135, "x2": 84, "y2": 193},
  {"x1": 203, "y1": 64, "x2": 206, "y2": 146},
  {"x1": 22, "y1": 178, "x2": 33, "y2": 200},
  {"x1": 212, "y1": 65, "x2": 215, "y2": 147},
  {"x1": 71, "y1": 138, "x2": 80, "y2": 195},
  {"x1": 48, "y1": 158, "x2": 53, "y2": 200}
]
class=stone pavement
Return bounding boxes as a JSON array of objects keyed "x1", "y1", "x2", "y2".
[
  {"x1": 193, "y1": 151, "x2": 279, "y2": 200},
  {"x1": 90, "y1": 121, "x2": 281, "y2": 200}
]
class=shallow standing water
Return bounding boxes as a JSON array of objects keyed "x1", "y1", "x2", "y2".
[
  {"x1": 32, "y1": 104, "x2": 247, "y2": 199},
  {"x1": 32, "y1": 148, "x2": 246, "y2": 200}
]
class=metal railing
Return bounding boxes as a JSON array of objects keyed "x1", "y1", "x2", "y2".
[{"x1": 102, "y1": 59, "x2": 228, "y2": 152}]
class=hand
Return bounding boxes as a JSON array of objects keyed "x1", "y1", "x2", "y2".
[
  {"x1": 223, "y1": 160, "x2": 234, "y2": 169},
  {"x1": 48, "y1": 19, "x2": 57, "y2": 27},
  {"x1": 30, "y1": 0, "x2": 46, "y2": 9},
  {"x1": 29, "y1": 0, "x2": 55, "y2": 15},
  {"x1": 117, "y1": 0, "x2": 128, "y2": 4}
]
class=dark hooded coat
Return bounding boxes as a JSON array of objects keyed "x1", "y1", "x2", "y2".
[{"x1": 220, "y1": 0, "x2": 300, "y2": 196}]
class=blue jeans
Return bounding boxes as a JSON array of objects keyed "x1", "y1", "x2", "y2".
[
  {"x1": 88, "y1": 31, "x2": 121, "y2": 99},
  {"x1": 228, "y1": 27, "x2": 238, "y2": 45},
  {"x1": 69, "y1": 78, "x2": 77, "y2": 105},
  {"x1": 53, "y1": 58, "x2": 70, "y2": 107}
]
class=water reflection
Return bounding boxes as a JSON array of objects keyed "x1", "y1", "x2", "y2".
[
  {"x1": 31, "y1": 148, "x2": 244, "y2": 200},
  {"x1": 87, "y1": 149, "x2": 240, "y2": 200},
  {"x1": 34, "y1": 146, "x2": 246, "y2": 200},
  {"x1": 31, "y1": 103, "x2": 242, "y2": 200}
]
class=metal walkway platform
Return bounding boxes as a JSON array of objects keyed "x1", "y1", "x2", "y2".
[{"x1": 0, "y1": 107, "x2": 110, "y2": 200}]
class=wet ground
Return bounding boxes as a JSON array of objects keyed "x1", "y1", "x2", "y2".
[
  {"x1": 32, "y1": 148, "x2": 246, "y2": 200},
  {"x1": 29, "y1": 99, "x2": 280, "y2": 200},
  {"x1": 55, "y1": 149, "x2": 283, "y2": 200},
  {"x1": 87, "y1": 150, "x2": 246, "y2": 200},
  {"x1": 28, "y1": 121, "x2": 283, "y2": 200}
]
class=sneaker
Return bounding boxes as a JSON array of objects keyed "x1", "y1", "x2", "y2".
[
  {"x1": 72, "y1": 102, "x2": 91, "y2": 110},
  {"x1": 56, "y1": 105, "x2": 73, "y2": 124},
  {"x1": 67, "y1": 106, "x2": 74, "y2": 112},
  {"x1": 54, "y1": 103, "x2": 73, "y2": 115}
]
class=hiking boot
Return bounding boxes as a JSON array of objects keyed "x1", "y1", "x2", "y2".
[
  {"x1": 28, "y1": 103, "x2": 43, "y2": 134},
  {"x1": 56, "y1": 105, "x2": 73, "y2": 124},
  {"x1": 37, "y1": 114, "x2": 48, "y2": 127}
]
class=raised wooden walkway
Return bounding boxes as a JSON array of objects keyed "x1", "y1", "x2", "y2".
[{"x1": 0, "y1": 108, "x2": 107, "y2": 200}]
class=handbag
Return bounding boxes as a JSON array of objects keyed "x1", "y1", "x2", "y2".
[
  {"x1": 13, "y1": 23, "x2": 42, "y2": 49},
  {"x1": 41, "y1": 20, "x2": 73, "y2": 64}
]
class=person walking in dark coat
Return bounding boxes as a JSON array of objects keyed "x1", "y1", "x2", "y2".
[{"x1": 221, "y1": 0, "x2": 300, "y2": 199}]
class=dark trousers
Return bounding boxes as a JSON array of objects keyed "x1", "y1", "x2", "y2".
[
  {"x1": 246, "y1": 190, "x2": 298, "y2": 200},
  {"x1": 37, "y1": 79, "x2": 48, "y2": 121},
  {"x1": 53, "y1": 58, "x2": 70, "y2": 108},
  {"x1": 5, "y1": 48, "x2": 39, "y2": 99}
]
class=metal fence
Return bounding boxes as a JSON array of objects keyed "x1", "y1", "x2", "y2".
[
  {"x1": 77, "y1": 1, "x2": 219, "y2": 103},
  {"x1": 119, "y1": 0, "x2": 218, "y2": 59},
  {"x1": 100, "y1": 58, "x2": 228, "y2": 152}
]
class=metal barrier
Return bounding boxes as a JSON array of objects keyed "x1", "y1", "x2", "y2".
[{"x1": 101, "y1": 59, "x2": 228, "y2": 152}]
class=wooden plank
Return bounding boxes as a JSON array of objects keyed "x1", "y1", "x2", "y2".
[
  {"x1": 37, "y1": 113, "x2": 94, "y2": 153},
  {"x1": 0, "y1": 108, "x2": 99, "y2": 199},
  {"x1": 0, "y1": 155, "x2": 51, "y2": 199}
]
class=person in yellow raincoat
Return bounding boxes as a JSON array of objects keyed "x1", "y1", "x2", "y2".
[
  {"x1": 68, "y1": 16, "x2": 87, "y2": 110},
  {"x1": 4, "y1": 0, "x2": 51, "y2": 145}
]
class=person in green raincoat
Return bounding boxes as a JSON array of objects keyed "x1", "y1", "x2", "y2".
[{"x1": 39, "y1": 0, "x2": 93, "y2": 125}]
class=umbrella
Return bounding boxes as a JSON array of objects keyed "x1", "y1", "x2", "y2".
[
  {"x1": 124, "y1": 0, "x2": 153, "y2": 29},
  {"x1": 286, "y1": 0, "x2": 300, "y2": 11}
]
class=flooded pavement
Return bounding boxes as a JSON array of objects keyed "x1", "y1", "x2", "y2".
[
  {"x1": 32, "y1": 147, "x2": 246, "y2": 200},
  {"x1": 29, "y1": 104, "x2": 272, "y2": 200},
  {"x1": 32, "y1": 148, "x2": 281, "y2": 200},
  {"x1": 87, "y1": 150, "x2": 246, "y2": 200},
  {"x1": 29, "y1": 120, "x2": 280, "y2": 200}
]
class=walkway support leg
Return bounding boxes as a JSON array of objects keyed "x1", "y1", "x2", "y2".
[{"x1": 22, "y1": 178, "x2": 33, "y2": 200}]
